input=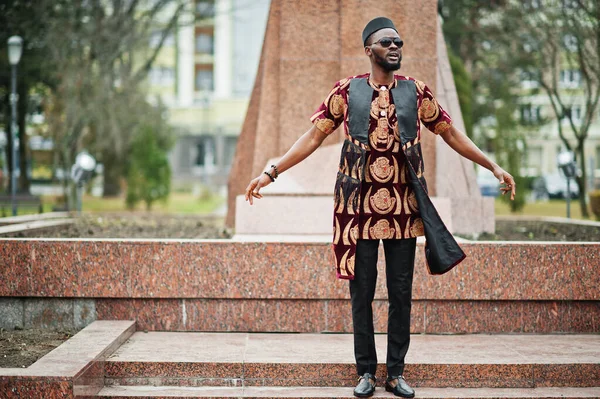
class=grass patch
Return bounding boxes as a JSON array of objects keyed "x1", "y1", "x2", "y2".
[
  {"x1": 80, "y1": 192, "x2": 224, "y2": 214},
  {"x1": 494, "y1": 197, "x2": 589, "y2": 220},
  {"x1": 6, "y1": 192, "x2": 225, "y2": 215}
]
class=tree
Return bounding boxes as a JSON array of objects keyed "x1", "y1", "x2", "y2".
[
  {"x1": 439, "y1": 0, "x2": 510, "y2": 144},
  {"x1": 0, "y1": 0, "x2": 55, "y2": 194},
  {"x1": 494, "y1": 0, "x2": 600, "y2": 218},
  {"x1": 438, "y1": 0, "x2": 508, "y2": 72},
  {"x1": 126, "y1": 117, "x2": 173, "y2": 211},
  {"x1": 448, "y1": 49, "x2": 474, "y2": 137},
  {"x1": 39, "y1": 0, "x2": 187, "y2": 207},
  {"x1": 440, "y1": 0, "x2": 530, "y2": 212}
]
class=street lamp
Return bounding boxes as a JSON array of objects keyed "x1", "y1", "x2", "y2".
[
  {"x1": 557, "y1": 150, "x2": 577, "y2": 218},
  {"x1": 8, "y1": 36, "x2": 23, "y2": 216},
  {"x1": 71, "y1": 151, "x2": 97, "y2": 214}
]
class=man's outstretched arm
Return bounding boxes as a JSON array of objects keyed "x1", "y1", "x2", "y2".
[
  {"x1": 244, "y1": 125, "x2": 329, "y2": 204},
  {"x1": 439, "y1": 125, "x2": 516, "y2": 200}
]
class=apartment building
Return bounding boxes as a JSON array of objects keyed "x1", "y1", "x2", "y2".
[
  {"x1": 516, "y1": 68, "x2": 600, "y2": 182},
  {"x1": 148, "y1": 0, "x2": 270, "y2": 191}
]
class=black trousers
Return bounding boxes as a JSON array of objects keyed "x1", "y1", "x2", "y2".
[{"x1": 349, "y1": 238, "x2": 416, "y2": 378}]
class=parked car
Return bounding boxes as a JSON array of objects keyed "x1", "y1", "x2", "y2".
[
  {"x1": 532, "y1": 174, "x2": 579, "y2": 199},
  {"x1": 477, "y1": 172, "x2": 500, "y2": 197}
]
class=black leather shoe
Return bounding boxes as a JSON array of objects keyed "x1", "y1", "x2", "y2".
[
  {"x1": 385, "y1": 376, "x2": 415, "y2": 398},
  {"x1": 353, "y1": 372, "x2": 376, "y2": 397}
]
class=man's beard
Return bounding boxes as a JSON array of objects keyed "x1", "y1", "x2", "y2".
[{"x1": 374, "y1": 51, "x2": 401, "y2": 71}]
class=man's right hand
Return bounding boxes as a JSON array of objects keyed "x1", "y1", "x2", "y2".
[{"x1": 244, "y1": 173, "x2": 273, "y2": 205}]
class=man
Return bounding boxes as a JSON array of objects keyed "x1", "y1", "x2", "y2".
[{"x1": 245, "y1": 17, "x2": 515, "y2": 398}]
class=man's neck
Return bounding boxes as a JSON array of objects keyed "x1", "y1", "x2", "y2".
[{"x1": 369, "y1": 68, "x2": 395, "y2": 87}]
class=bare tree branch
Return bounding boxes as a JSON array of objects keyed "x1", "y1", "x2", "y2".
[{"x1": 132, "y1": 2, "x2": 186, "y2": 84}]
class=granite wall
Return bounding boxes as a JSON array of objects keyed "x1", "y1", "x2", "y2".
[{"x1": 1, "y1": 239, "x2": 598, "y2": 333}]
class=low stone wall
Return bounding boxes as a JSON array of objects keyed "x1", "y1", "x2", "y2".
[
  {"x1": 0, "y1": 320, "x2": 134, "y2": 398},
  {"x1": 1, "y1": 239, "x2": 598, "y2": 333}
]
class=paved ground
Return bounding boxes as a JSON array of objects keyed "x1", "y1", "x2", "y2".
[
  {"x1": 98, "y1": 386, "x2": 600, "y2": 398},
  {"x1": 109, "y1": 332, "x2": 600, "y2": 364}
]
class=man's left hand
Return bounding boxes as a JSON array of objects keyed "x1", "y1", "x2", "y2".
[{"x1": 493, "y1": 167, "x2": 516, "y2": 200}]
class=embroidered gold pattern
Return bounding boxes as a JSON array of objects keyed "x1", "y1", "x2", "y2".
[
  {"x1": 370, "y1": 157, "x2": 394, "y2": 183},
  {"x1": 336, "y1": 187, "x2": 344, "y2": 214},
  {"x1": 369, "y1": 220, "x2": 395, "y2": 239},
  {"x1": 392, "y1": 121, "x2": 400, "y2": 142},
  {"x1": 415, "y1": 79, "x2": 425, "y2": 94},
  {"x1": 340, "y1": 249, "x2": 350, "y2": 275},
  {"x1": 410, "y1": 218, "x2": 424, "y2": 236},
  {"x1": 370, "y1": 99, "x2": 381, "y2": 120},
  {"x1": 378, "y1": 89, "x2": 390, "y2": 108},
  {"x1": 394, "y1": 219, "x2": 402, "y2": 239},
  {"x1": 333, "y1": 217, "x2": 341, "y2": 244},
  {"x1": 350, "y1": 225, "x2": 359, "y2": 244},
  {"x1": 347, "y1": 189, "x2": 357, "y2": 215},
  {"x1": 315, "y1": 118, "x2": 335, "y2": 134},
  {"x1": 347, "y1": 254, "x2": 355, "y2": 275},
  {"x1": 370, "y1": 188, "x2": 396, "y2": 214},
  {"x1": 339, "y1": 77, "x2": 351, "y2": 90},
  {"x1": 434, "y1": 121, "x2": 451, "y2": 135},
  {"x1": 323, "y1": 85, "x2": 339, "y2": 109},
  {"x1": 408, "y1": 190, "x2": 419, "y2": 212},
  {"x1": 419, "y1": 98, "x2": 439, "y2": 122},
  {"x1": 369, "y1": 118, "x2": 394, "y2": 151},
  {"x1": 342, "y1": 220, "x2": 353, "y2": 245},
  {"x1": 347, "y1": 190, "x2": 356, "y2": 215},
  {"x1": 393, "y1": 187, "x2": 402, "y2": 215},
  {"x1": 363, "y1": 186, "x2": 372, "y2": 214},
  {"x1": 362, "y1": 217, "x2": 372, "y2": 239},
  {"x1": 330, "y1": 94, "x2": 345, "y2": 118},
  {"x1": 403, "y1": 219, "x2": 411, "y2": 238},
  {"x1": 402, "y1": 186, "x2": 411, "y2": 215}
]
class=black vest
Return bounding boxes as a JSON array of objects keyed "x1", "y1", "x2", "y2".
[{"x1": 340, "y1": 77, "x2": 465, "y2": 275}]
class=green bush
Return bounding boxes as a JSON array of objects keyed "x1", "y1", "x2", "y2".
[
  {"x1": 126, "y1": 124, "x2": 172, "y2": 211},
  {"x1": 590, "y1": 190, "x2": 600, "y2": 221},
  {"x1": 500, "y1": 174, "x2": 529, "y2": 212}
]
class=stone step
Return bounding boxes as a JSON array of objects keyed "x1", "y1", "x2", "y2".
[
  {"x1": 94, "y1": 385, "x2": 600, "y2": 398},
  {"x1": 104, "y1": 333, "x2": 600, "y2": 389}
]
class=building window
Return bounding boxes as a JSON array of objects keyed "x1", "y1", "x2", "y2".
[
  {"x1": 574, "y1": 106, "x2": 581, "y2": 121},
  {"x1": 149, "y1": 30, "x2": 175, "y2": 48},
  {"x1": 562, "y1": 105, "x2": 583, "y2": 124},
  {"x1": 195, "y1": 33, "x2": 214, "y2": 54},
  {"x1": 195, "y1": 0, "x2": 215, "y2": 18},
  {"x1": 559, "y1": 69, "x2": 581, "y2": 88},
  {"x1": 520, "y1": 70, "x2": 539, "y2": 89},
  {"x1": 195, "y1": 136, "x2": 215, "y2": 167},
  {"x1": 527, "y1": 146, "x2": 543, "y2": 176},
  {"x1": 520, "y1": 104, "x2": 541, "y2": 124},
  {"x1": 149, "y1": 67, "x2": 175, "y2": 87},
  {"x1": 195, "y1": 68, "x2": 213, "y2": 91}
]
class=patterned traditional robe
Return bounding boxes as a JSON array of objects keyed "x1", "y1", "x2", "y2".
[{"x1": 311, "y1": 74, "x2": 465, "y2": 279}]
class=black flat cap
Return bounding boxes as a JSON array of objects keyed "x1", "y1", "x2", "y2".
[{"x1": 362, "y1": 17, "x2": 398, "y2": 46}]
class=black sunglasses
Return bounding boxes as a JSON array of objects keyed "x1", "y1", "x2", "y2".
[{"x1": 371, "y1": 37, "x2": 404, "y2": 48}]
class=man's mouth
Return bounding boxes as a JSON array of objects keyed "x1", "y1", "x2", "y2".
[{"x1": 388, "y1": 53, "x2": 400, "y2": 62}]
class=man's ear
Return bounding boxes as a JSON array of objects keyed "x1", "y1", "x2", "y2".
[{"x1": 364, "y1": 46, "x2": 372, "y2": 56}]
